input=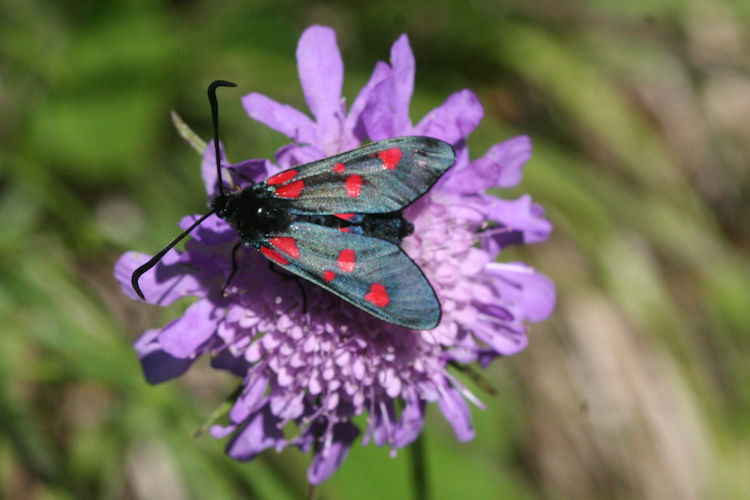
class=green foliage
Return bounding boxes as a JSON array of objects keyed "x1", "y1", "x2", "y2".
[{"x1": 1, "y1": 1, "x2": 748, "y2": 498}]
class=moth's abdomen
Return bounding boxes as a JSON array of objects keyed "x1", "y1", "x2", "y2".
[
  {"x1": 291, "y1": 211, "x2": 413, "y2": 245},
  {"x1": 359, "y1": 213, "x2": 413, "y2": 244}
]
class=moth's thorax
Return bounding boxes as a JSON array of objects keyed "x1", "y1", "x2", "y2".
[{"x1": 211, "y1": 187, "x2": 291, "y2": 246}]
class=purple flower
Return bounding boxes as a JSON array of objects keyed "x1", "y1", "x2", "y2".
[{"x1": 114, "y1": 25, "x2": 555, "y2": 484}]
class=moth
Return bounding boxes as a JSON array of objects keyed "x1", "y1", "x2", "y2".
[{"x1": 132, "y1": 81, "x2": 455, "y2": 330}]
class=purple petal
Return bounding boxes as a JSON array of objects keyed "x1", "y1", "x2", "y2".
[
  {"x1": 226, "y1": 404, "x2": 285, "y2": 461},
  {"x1": 367, "y1": 400, "x2": 396, "y2": 447},
  {"x1": 178, "y1": 214, "x2": 235, "y2": 246},
  {"x1": 242, "y1": 93, "x2": 316, "y2": 144},
  {"x1": 481, "y1": 135, "x2": 531, "y2": 188},
  {"x1": 307, "y1": 421, "x2": 360, "y2": 485},
  {"x1": 362, "y1": 78, "x2": 397, "y2": 141},
  {"x1": 471, "y1": 318, "x2": 528, "y2": 356},
  {"x1": 134, "y1": 329, "x2": 194, "y2": 384},
  {"x1": 346, "y1": 61, "x2": 391, "y2": 142},
  {"x1": 274, "y1": 143, "x2": 326, "y2": 169},
  {"x1": 392, "y1": 394, "x2": 425, "y2": 448},
  {"x1": 460, "y1": 247, "x2": 491, "y2": 276},
  {"x1": 229, "y1": 374, "x2": 269, "y2": 424},
  {"x1": 269, "y1": 388, "x2": 305, "y2": 420},
  {"x1": 446, "y1": 332, "x2": 482, "y2": 364},
  {"x1": 297, "y1": 26, "x2": 343, "y2": 129},
  {"x1": 210, "y1": 424, "x2": 238, "y2": 439},
  {"x1": 445, "y1": 135, "x2": 531, "y2": 194},
  {"x1": 227, "y1": 158, "x2": 272, "y2": 185},
  {"x1": 485, "y1": 262, "x2": 556, "y2": 322},
  {"x1": 481, "y1": 194, "x2": 552, "y2": 249},
  {"x1": 437, "y1": 384, "x2": 475, "y2": 442},
  {"x1": 210, "y1": 348, "x2": 251, "y2": 377},
  {"x1": 415, "y1": 89, "x2": 483, "y2": 144},
  {"x1": 157, "y1": 299, "x2": 224, "y2": 358},
  {"x1": 362, "y1": 35, "x2": 416, "y2": 140},
  {"x1": 114, "y1": 250, "x2": 204, "y2": 305},
  {"x1": 477, "y1": 349, "x2": 502, "y2": 369},
  {"x1": 389, "y1": 34, "x2": 415, "y2": 134}
]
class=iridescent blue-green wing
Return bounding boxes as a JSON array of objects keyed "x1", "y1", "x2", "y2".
[
  {"x1": 262, "y1": 136, "x2": 455, "y2": 214},
  {"x1": 257, "y1": 221, "x2": 441, "y2": 330}
]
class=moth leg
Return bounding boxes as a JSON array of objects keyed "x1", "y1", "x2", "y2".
[
  {"x1": 221, "y1": 241, "x2": 243, "y2": 296},
  {"x1": 231, "y1": 170, "x2": 255, "y2": 185},
  {"x1": 267, "y1": 262, "x2": 308, "y2": 314}
]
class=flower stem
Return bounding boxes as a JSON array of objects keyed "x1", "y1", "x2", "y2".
[
  {"x1": 170, "y1": 110, "x2": 207, "y2": 154},
  {"x1": 410, "y1": 433, "x2": 429, "y2": 500}
]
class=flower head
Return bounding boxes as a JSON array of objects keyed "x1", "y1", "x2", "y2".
[{"x1": 115, "y1": 25, "x2": 555, "y2": 484}]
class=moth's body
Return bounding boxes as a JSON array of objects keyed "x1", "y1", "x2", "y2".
[{"x1": 212, "y1": 188, "x2": 413, "y2": 247}]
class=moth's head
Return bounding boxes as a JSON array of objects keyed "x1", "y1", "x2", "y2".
[{"x1": 210, "y1": 192, "x2": 234, "y2": 219}]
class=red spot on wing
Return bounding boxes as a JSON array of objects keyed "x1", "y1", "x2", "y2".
[
  {"x1": 269, "y1": 237, "x2": 299, "y2": 259},
  {"x1": 323, "y1": 270, "x2": 335, "y2": 282},
  {"x1": 337, "y1": 249, "x2": 356, "y2": 272},
  {"x1": 335, "y1": 213, "x2": 355, "y2": 221},
  {"x1": 365, "y1": 283, "x2": 390, "y2": 308},
  {"x1": 260, "y1": 246, "x2": 289, "y2": 265},
  {"x1": 275, "y1": 179, "x2": 305, "y2": 198},
  {"x1": 267, "y1": 169, "x2": 298, "y2": 185},
  {"x1": 379, "y1": 147, "x2": 403, "y2": 170},
  {"x1": 333, "y1": 162, "x2": 346, "y2": 173},
  {"x1": 345, "y1": 175, "x2": 363, "y2": 198},
  {"x1": 338, "y1": 227, "x2": 351, "y2": 233}
]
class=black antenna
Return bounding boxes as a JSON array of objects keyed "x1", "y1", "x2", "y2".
[
  {"x1": 208, "y1": 80, "x2": 237, "y2": 197},
  {"x1": 131, "y1": 80, "x2": 237, "y2": 300},
  {"x1": 131, "y1": 211, "x2": 216, "y2": 299}
]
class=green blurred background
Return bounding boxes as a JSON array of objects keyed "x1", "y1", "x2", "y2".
[{"x1": 2, "y1": 0, "x2": 749, "y2": 498}]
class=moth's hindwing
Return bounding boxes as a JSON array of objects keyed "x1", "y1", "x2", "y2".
[
  {"x1": 263, "y1": 136, "x2": 456, "y2": 214},
  {"x1": 258, "y1": 221, "x2": 441, "y2": 330}
]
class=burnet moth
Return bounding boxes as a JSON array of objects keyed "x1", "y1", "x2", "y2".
[{"x1": 131, "y1": 81, "x2": 456, "y2": 330}]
